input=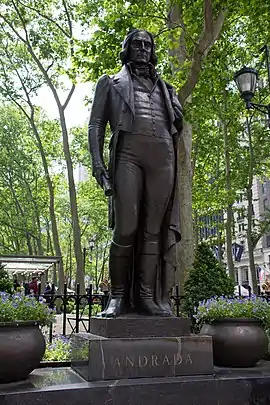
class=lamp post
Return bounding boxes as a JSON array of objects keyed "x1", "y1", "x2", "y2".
[
  {"x1": 234, "y1": 48, "x2": 270, "y2": 295},
  {"x1": 88, "y1": 238, "x2": 95, "y2": 289},
  {"x1": 82, "y1": 238, "x2": 95, "y2": 277},
  {"x1": 234, "y1": 54, "x2": 270, "y2": 126}
]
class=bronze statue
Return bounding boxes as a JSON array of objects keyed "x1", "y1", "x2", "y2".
[{"x1": 88, "y1": 29, "x2": 183, "y2": 317}]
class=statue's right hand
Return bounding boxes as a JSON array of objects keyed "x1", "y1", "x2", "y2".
[{"x1": 94, "y1": 166, "x2": 109, "y2": 188}]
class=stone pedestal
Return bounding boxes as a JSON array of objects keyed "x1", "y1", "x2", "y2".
[
  {"x1": 2, "y1": 364, "x2": 270, "y2": 405},
  {"x1": 90, "y1": 316, "x2": 191, "y2": 338},
  {"x1": 71, "y1": 317, "x2": 213, "y2": 382}
]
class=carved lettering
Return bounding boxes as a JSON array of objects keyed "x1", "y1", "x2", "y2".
[
  {"x1": 125, "y1": 356, "x2": 134, "y2": 367},
  {"x1": 173, "y1": 353, "x2": 183, "y2": 365},
  {"x1": 112, "y1": 357, "x2": 121, "y2": 368},
  {"x1": 151, "y1": 354, "x2": 159, "y2": 367},
  {"x1": 162, "y1": 355, "x2": 170, "y2": 365},
  {"x1": 112, "y1": 353, "x2": 193, "y2": 369},
  {"x1": 138, "y1": 356, "x2": 148, "y2": 367}
]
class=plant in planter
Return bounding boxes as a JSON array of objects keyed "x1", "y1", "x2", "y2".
[
  {"x1": 0, "y1": 291, "x2": 55, "y2": 383},
  {"x1": 196, "y1": 296, "x2": 270, "y2": 367},
  {"x1": 182, "y1": 243, "x2": 235, "y2": 325}
]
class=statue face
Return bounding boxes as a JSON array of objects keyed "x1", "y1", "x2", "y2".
[{"x1": 128, "y1": 31, "x2": 152, "y2": 64}]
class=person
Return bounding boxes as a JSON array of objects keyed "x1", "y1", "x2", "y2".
[
  {"x1": 44, "y1": 281, "x2": 51, "y2": 293},
  {"x1": 88, "y1": 29, "x2": 183, "y2": 318},
  {"x1": 23, "y1": 282, "x2": 30, "y2": 295},
  {"x1": 29, "y1": 277, "x2": 38, "y2": 295},
  {"x1": 234, "y1": 283, "x2": 250, "y2": 297},
  {"x1": 44, "y1": 282, "x2": 52, "y2": 303},
  {"x1": 13, "y1": 277, "x2": 20, "y2": 291}
]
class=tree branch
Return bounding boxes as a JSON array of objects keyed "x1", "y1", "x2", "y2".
[
  {"x1": 179, "y1": 2, "x2": 227, "y2": 104},
  {"x1": 16, "y1": 0, "x2": 71, "y2": 37},
  {"x1": 3, "y1": 1, "x2": 63, "y2": 110},
  {"x1": 63, "y1": 83, "x2": 75, "y2": 110},
  {"x1": 62, "y1": 0, "x2": 73, "y2": 38},
  {"x1": 0, "y1": 220, "x2": 38, "y2": 239}
]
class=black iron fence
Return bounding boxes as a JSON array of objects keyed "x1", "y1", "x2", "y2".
[
  {"x1": 37, "y1": 282, "x2": 270, "y2": 342},
  {"x1": 37, "y1": 284, "x2": 109, "y2": 342},
  {"x1": 37, "y1": 283, "x2": 185, "y2": 342}
]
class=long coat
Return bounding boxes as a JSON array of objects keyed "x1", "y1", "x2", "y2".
[{"x1": 88, "y1": 65, "x2": 183, "y2": 298}]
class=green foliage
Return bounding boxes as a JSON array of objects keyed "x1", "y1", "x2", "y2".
[
  {"x1": 0, "y1": 268, "x2": 13, "y2": 294},
  {"x1": 0, "y1": 292, "x2": 55, "y2": 326},
  {"x1": 43, "y1": 336, "x2": 71, "y2": 361},
  {"x1": 0, "y1": 0, "x2": 270, "y2": 290},
  {"x1": 183, "y1": 243, "x2": 235, "y2": 317},
  {"x1": 195, "y1": 296, "x2": 270, "y2": 330}
]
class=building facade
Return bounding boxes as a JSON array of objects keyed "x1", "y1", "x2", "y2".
[{"x1": 232, "y1": 178, "x2": 270, "y2": 292}]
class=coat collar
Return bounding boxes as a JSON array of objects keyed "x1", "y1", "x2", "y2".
[{"x1": 112, "y1": 65, "x2": 135, "y2": 115}]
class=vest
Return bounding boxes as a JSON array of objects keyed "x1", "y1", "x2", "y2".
[{"x1": 131, "y1": 76, "x2": 171, "y2": 138}]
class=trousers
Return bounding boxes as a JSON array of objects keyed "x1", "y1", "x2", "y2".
[{"x1": 112, "y1": 133, "x2": 175, "y2": 253}]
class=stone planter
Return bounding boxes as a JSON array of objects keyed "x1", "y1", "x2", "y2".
[
  {"x1": 200, "y1": 318, "x2": 268, "y2": 367},
  {"x1": 0, "y1": 321, "x2": 46, "y2": 383}
]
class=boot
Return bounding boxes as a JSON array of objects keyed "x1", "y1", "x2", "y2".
[
  {"x1": 97, "y1": 242, "x2": 132, "y2": 318},
  {"x1": 159, "y1": 294, "x2": 175, "y2": 316},
  {"x1": 138, "y1": 253, "x2": 170, "y2": 317},
  {"x1": 158, "y1": 262, "x2": 175, "y2": 317}
]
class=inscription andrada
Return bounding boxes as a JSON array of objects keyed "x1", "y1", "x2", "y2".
[{"x1": 111, "y1": 353, "x2": 193, "y2": 368}]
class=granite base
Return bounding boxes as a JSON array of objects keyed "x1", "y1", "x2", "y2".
[
  {"x1": 71, "y1": 333, "x2": 213, "y2": 381},
  {"x1": 1, "y1": 364, "x2": 270, "y2": 405},
  {"x1": 90, "y1": 316, "x2": 191, "y2": 338}
]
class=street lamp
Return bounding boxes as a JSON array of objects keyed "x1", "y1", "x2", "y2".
[
  {"x1": 234, "y1": 53, "x2": 270, "y2": 127},
  {"x1": 83, "y1": 238, "x2": 95, "y2": 274},
  {"x1": 234, "y1": 66, "x2": 258, "y2": 104},
  {"x1": 89, "y1": 239, "x2": 95, "y2": 250},
  {"x1": 88, "y1": 238, "x2": 95, "y2": 289}
]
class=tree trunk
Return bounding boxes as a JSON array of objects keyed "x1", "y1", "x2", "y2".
[
  {"x1": 246, "y1": 117, "x2": 258, "y2": 294},
  {"x1": 217, "y1": 230, "x2": 223, "y2": 267},
  {"x1": 222, "y1": 118, "x2": 235, "y2": 280},
  {"x1": 45, "y1": 220, "x2": 54, "y2": 255},
  {"x1": 193, "y1": 210, "x2": 199, "y2": 250},
  {"x1": 30, "y1": 121, "x2": 65, "y2": 292},
  {"x1": 166, "y1": 1, "x2": 227, "y2": 291},
  {"x1": 226, "y1": 205, "x2": 234, "y2": 278},
  {"x1": 246, "y1": 187, "x2": 258, "y2": 293},
  {"x1": 26, "y1": 232, "x2": 33, "y2": 255},
  {"x1": 58, "y1": 107, "x2": 85, "y2": 292},
  {"x1": 23, "y1": 178, "x2": 44, "y2": 255},
  {"x1": 94, "y1": 244, "x2": 99, "y2": 292},
  {"x1": 177, "y1": 121, "x2": 194, "y2": 292}
]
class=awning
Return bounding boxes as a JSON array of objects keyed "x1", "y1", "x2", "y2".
[{"x1": 0, "y1": 255, "x2": 61, "y2": 275}]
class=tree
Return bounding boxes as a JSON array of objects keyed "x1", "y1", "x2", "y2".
[
  {"x1": 0, "y1": 0, "x2": 85, "y2": 290},
  {"x1": 0, "y1": 105, "x2": 48, "y2": 255},
  {"x1": 0, "y1": 42, "x2": 66, "y2": 289},
  {"x1": 75, "y1": 0, "x2": 231, "y2": 289},
  {"x1": 183, "y1": 243, "x2": 235, "y2": 321}
]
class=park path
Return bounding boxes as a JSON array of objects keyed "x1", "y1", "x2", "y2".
[{"x1": 43, "y1": 314, "x2": 90, "y2": 339}]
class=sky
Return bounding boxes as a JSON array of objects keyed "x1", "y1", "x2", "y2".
[
  {"x1": 34, "y1": 79, "x2": 94, "y2": 183},
  {"x1": 35, "y1": 80, "x2": 93, "y2": 129}
]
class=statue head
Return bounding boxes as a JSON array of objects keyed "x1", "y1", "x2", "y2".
[{"x1": 120, "y1": 29, "x2": 157, "y2": 66}]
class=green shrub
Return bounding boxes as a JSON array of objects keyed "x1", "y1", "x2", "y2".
[
  {"x1": 0, "y1": 268, "x2": 13, "y2": 294},
  {"x1": 182, "y1": 243, "x2": 235, "y2": 319}
]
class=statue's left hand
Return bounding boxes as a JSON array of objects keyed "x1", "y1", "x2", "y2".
[{"x1": 93, "y1": 166, "x2": 109, "y2": 188}]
